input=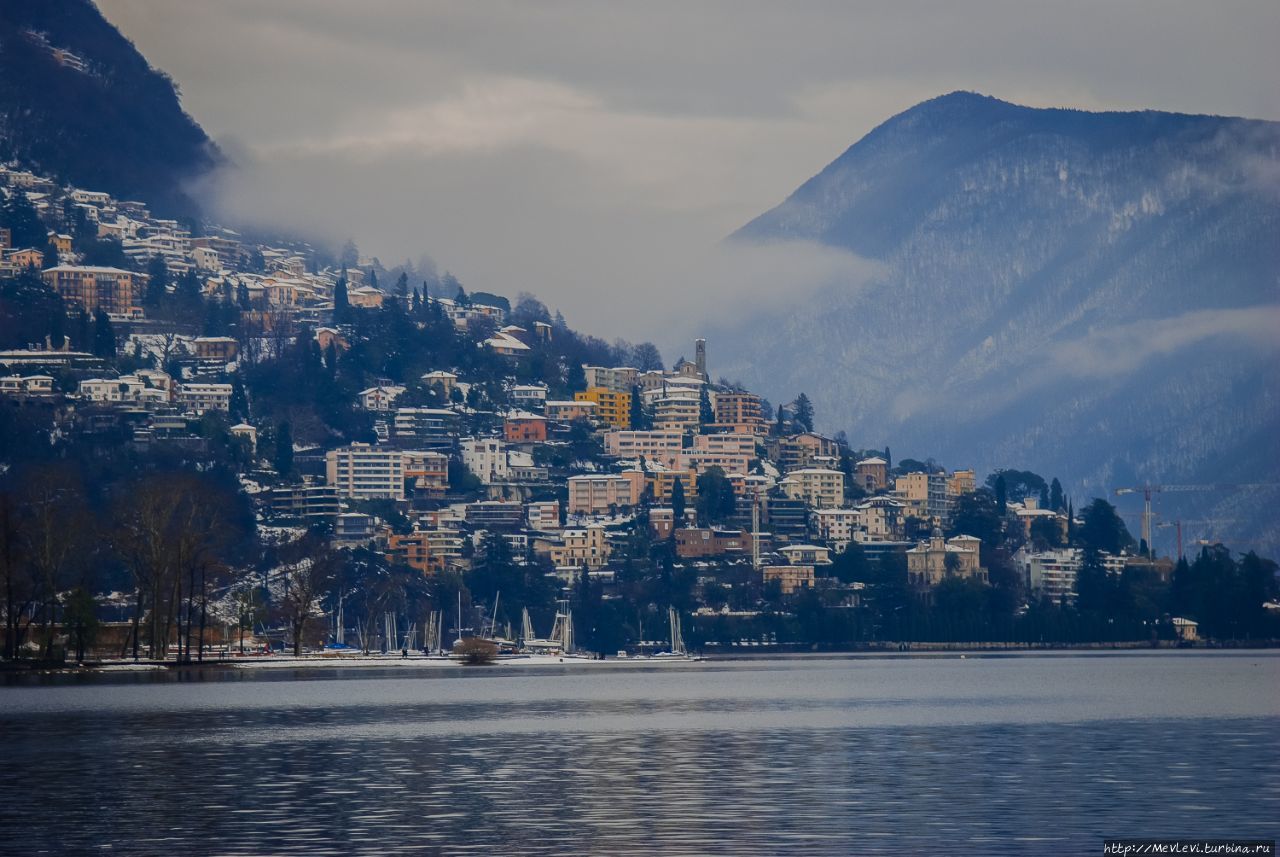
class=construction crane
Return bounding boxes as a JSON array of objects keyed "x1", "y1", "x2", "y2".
[
  {"x1": 1113, "y1": 483, "x2": 1278, "y2": 552},
  {"x1": 1154, "y1": 519, "x2": 1238, "y2": 560}
]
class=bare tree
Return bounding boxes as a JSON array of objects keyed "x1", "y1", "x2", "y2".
[{"x1": 279, "y1": 544, "x2": 340, "y2": 656}]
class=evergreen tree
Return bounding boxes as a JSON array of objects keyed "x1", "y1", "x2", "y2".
[
  {"x1": 698, "y1": 385, "x2": 714, "y2": 426},
  {"x1": 394, "y1": 272, "x2": 409, "y2": 301},
  {"x1": 628, "y1": 385, "x2": 650, "y2": 430},
  {"x1": 670, "y1": 477, "x2": 686, "y2": 530},
  {"x1": 1049, "y1": 477, "x2": 1064, "y2": 512},
  {"x1": 793, "y1": 393, "x2": 814, "y2": 432},
  {"x1": 274, "y1": 421, "x2": 294, "y2": 479},
  {"x1": 0, "y1": 191, "x2": 46, "y2": 248},
  {"x1": 332, "y1": 272, "x2": 350, "y2": 322},
  {"x1": 144, "y1": 256, "x2": 170, "y2": 308},
  {"x1": 994, "y1": 474, "x2": 1007, "y2": 517},
  {"x1": 884, "y1": 446, "x2": 891, "y2": 471},
  {"x1": 229, "y1": 377, "x2": 249, "y2": 421},
  {"x1": 91, "y1": 309, "x2": 116, "y2": 359},
  {"x1": 1038, "y1": 483, "x2": 1050, "y2": 509},
  {"x1": 1077, "y1": 498, "x2": 1133, "y2": 555}
]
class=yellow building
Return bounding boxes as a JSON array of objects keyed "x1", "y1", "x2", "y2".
[
  {"x1": 548, "y1": 523, "x2": 612, "y2": 569},
  {"x1": 575, "y1": 386, "x2": 632, "y2": 429}
]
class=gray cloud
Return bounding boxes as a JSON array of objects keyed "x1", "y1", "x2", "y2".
[{"x1": 99, "y1": 0, "x2": 1280, "y2": 351}]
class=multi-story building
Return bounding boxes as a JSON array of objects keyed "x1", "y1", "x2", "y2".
[
  {"x1": 947, "y1": 469, "x2": 976, "y2": 498},
  {"x1": 359, "y1": 384, "x2": 406, "y2": 411},
  {"x1": 677, "y1": 433, "x2": 757, "y2": 476},
  {"x1": 509, "y1": 384, "x2": 548, "y2": 411},
  {"x1": 191, "y1": 336, "x2": 239, "y2": 364},
  {"x1": 581, "y1": 365, "x2": 638, "y2": 393},
  {"x1": 421, "y1": 370, "x2": 458, "y2": 395},
  {"x1": 461, "y1": 438, "x2": 509, "y2": 484},
  {"x1": 603, "y1": 429, "x2": 685, "y2": 468},
  {"x1": 651, "y1": 396, "x2": 700, "y2": 433},
  {"x1": 1021, "y1": 548, "x2": 1129, "y2": 604},
  {"x1": 893, "y1": 471, "x2": 951, "y2": 525},
  {"x1": 906, "y1": 532, "x2": 986, "y2": 588},
  {"x1": 770, "y1": 433, "x2": 840, "y2": 473},
  {"x1": 811, "y1": 508, "x2": 862, "y2": 551},
  {"x1": 675, "y1": 527, "x2": 749, "y2": 559},
  {"x1": 392, "y1": 408, "x2": 458, "y2": 449},
  {"x1": 43, "y1": 265, "x2": 139, "y2": 315},
  {"x1": 504, "y1": 413, "x2": 547, "y2": 443},
  {"x1": 645, "y1": 469, "x2": 697, "y2": 506},
  {"x1": 779, "y1": 544, "x2": 833, "y2": 566},
  {"x1": 855, "y1": 457, "x2": 889, "y2": 492},
  {"x1": 269, "y1": 483, "x2": 342, "y2": 520},
  {"x1": 763, "y1": 565, "x2": 815, "y2": 595},
  {"x1": 853, "y1": 496, "x2": 907, "y2": 541},
  {"x1": 780, "y1": 468, "x2": 845, "y2": 509},
  {"x1": 403, "y1": 450, "x2": 449, "y2": 499},
  {"x1": 710, "y1": 391, "x2": 766, "y2": 435},
  {"x1": 464, "y1": 501, "x2": 525, "y2": 531},
  {"x1": 177, "y1": 382, "x2": 232, "y2": 415},
  {"x1": 388, "y1": 527, "x2": 464, "y2": 574},
  {"x1": 526, "y1": 500, "x2": 561, "y2": 531},
  {"x1": 567, "y1": 472, "x2": 644, "y2": 516},
  {"x1": 547, "y1": 523, "x2": 611, "y2": 569},
  {"x1": 326, "y1": 443, "x2": 408, "y2": 500},
  {"x1": 574, "y1": 387, "x2": 631, "y2": 429},
  {"x1": 0, "y1": 374, "x2": 55, "y2": 396},
  {"x1": 545, "y1": 400, "x2": 598, "y2": 424}
]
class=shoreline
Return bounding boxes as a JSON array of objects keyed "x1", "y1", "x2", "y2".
[{"x1": 3, "y1": 642, "x2": 1277, "y2": 679}]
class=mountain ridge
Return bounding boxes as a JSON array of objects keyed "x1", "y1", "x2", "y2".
[
  {"x1": 719, "y1": 91, "x2": 1280, "y2": 554},
  {"x1": 0, "y1": 0, "x2": 219, "y2": 216}
]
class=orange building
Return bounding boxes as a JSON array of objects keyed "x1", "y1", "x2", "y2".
[
  {"x1": 43, "y1": 265, "x2": 140, "y2": 315},
  {"x1": 504, "y1": 414, "x2": 548, "y2": 443}
]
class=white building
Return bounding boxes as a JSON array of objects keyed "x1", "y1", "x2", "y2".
[
  {"x1": 461, "y1": 437, "x2": 510, "y2": 484},
  {"x1": 325, "y1": 443, "x2": 408, "y2": 500},
  {"x1": 780, "y1": 468, "x2": 845, "y2": 510},
  {"x1": 177, "y1": 382, "x2": 232, "y2": 415},
  {"x1": 359, "y1": 384, "x2": 406, "y2": 412}
]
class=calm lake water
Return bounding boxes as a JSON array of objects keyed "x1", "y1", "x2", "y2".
[{"x1": 1, "y1": 652, "x2": 1277, "y2": 855}]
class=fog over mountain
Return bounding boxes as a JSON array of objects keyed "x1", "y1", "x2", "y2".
[{"x1": 722, "y1": 92, "x2": 1280, "y2": 554}]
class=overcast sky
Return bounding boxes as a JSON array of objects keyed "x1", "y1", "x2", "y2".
[{"x1": 98, "y1": 0, "x2": 1280, "y2": 350}]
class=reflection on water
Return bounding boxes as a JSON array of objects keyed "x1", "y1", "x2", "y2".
[{"x1": 1, "y1": 653, "x2": 1277, "y2": 855}]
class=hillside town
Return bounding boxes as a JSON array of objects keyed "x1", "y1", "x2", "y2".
[{"x1": 2, "y1": 163, "x2": 1275, "y2": 663}]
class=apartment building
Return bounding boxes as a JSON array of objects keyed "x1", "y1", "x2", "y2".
[
  {"x1": 710, "y1": 391, "x2": 766, "y2": 435},
  {"x1": 582, "y1": 365, "x2": 638, "y2": 393},
  {"x1": 547, "y1": 523, "x2": 612, "y2": 569},
  {"x1": 893, "y1": 471, "x2": 951, "y2": 524},
  {"x1": 567, "y1": 472, "x2": 644, "y2": 516},
  {"x1": 855, "y1": 456, "x2": 889, "y2": 492},
  {"x1": 574, "y1": 387, "x2": 632, "y2": 429},
  {"x1": 764, "y1": 565, "x2": 815, "y2": 595},
  {"x1": 42, "y1": 265, "x2": 139, "y2": 315},
  {"x1": 504, "y1": 413, "x2": 548, "y2": 443},
  {"x1": 461, "y1": 438, "x2": 509, "y2": 484},
  {"x1": 545, "y1": 400, "x2": 598, "y2": 424},
  {"x1": 325, "y1": 443, "x2": 408, "y2": 500},
  {"x1": 603, "y1": 429, "x2": 685, "y2": 468},
  {"x1": 177, "y1": 382, "x2": 232, "y2": 415},
  {"x1": 780, "y1": 468, "x2": 845, "y2": 509}
]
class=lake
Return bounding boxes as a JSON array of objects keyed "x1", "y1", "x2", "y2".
[{"x1": 1, "y1": 652, "x2": 1277, "y2": 855}]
